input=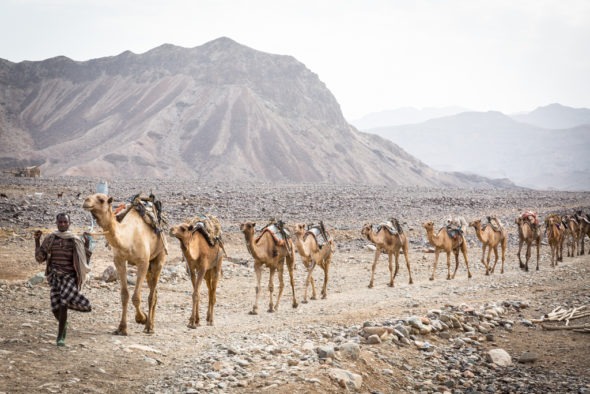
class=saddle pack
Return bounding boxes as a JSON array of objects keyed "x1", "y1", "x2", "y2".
[
  {"x1": 256, "y1": 219, "x2": 291, "y2": 246},
  {"x1": 188, "y1": 214, "x2": 222, "y2": 247},
  {"x1": 304, "y1": 221, "x2": 331, "y2": 249},
  {"x1": 484, "y1": 216, "x2": 503, "y2": 232},
  {"x1": 114, "y1": 192, "x2": 168, "y2": 235}
]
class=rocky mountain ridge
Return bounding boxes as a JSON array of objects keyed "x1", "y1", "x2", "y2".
[{"x1": 0, "y1": 37, "x2": 512, "y2": 188}]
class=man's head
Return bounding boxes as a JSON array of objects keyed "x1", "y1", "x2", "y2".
[{"x1": 56, "y1": 213, "x2": 70, "y2": 232}]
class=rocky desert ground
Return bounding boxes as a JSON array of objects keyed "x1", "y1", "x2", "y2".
[{"x1": 0, "y1": 176, "x2": 589, "y2": 394}]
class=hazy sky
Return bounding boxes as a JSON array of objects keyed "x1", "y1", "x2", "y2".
[{"x1": 2, "y1": 0, "x2": 589, "y2": 120}]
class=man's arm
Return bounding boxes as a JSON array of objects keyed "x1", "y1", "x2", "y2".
[{"x1": 34, "y1": 231, "x2": 49, "y2": 263}]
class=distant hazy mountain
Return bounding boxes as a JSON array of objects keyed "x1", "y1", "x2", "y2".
[
  {"x1": 350, "y1": 106, "x2": 469, "y2": 129},
  {"x1": 0, "y1": 38, "x2": 512, "y2": 188},
  {"x1": 511, "y1": 103, "x2": 590, "y2": 129},
  {"x1": 369, "y1": 111, "x2": 590, "y2": 191}
]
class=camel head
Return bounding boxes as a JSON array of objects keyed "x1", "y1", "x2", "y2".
[
  {"x1": 469, "y1": 219, "x2": 481, "y2": 229},
  {"x1": 515, "y1": 216, "x2": 522, "y2": 225},
  {"x1": 293, "y1": 223, "x2": 306, "y2": 237},
  {"x1": 422, "y1": 221, "x2": 435, "y2": 232},
  {"x1": 239, "y1": 222, "x2": 256, "y2": 236},
  {"x1": 169, "y1": 223, "x2": 194, "y2": 242},
  {"x1": 360, "y1": 223, "x2": 372, "y2": 239},
  {"x1": 82, "y1": 193, "x2": 113, "y2": 220}
]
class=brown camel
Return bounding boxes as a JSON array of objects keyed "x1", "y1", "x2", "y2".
[
  {"x1": 169, "y1": 219, "x2": 223, "y2": 328},
  {"x1": 469, "y1": 218, "x2": 507, "y2": 274},
  {"x1": 293, "y1": 223, "x2": 334, "y2": 302},
  {"x1": 545, "y1": 215, "x2": 564, "y2": 267},
  {"x1": 515, "y1": 214, "x2": 542, "y2": 271},
  {"x1": 83, "y1": 193, "x2": 167, "y2": 335},
  {"x1": 422, "y1": 221, "x2": 472, "y2": 281},
  {"x1": 240, "y1": 222, "x2": 298, "y2": 315},
  {"x1": 562, "y1": 215, "x2": 580, "y2": 257},
  {"x1": 580, "y1": 217, "x2": 590, "y2": 255},
  {"x1": 361, "y1": 223, "x2": 413, "y2": 288}
]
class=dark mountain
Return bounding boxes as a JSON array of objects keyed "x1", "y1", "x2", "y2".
[{"x1": 0, "y1": 37, "x2": 511, "y2": 188}]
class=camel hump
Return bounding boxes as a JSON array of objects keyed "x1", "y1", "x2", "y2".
[
  {"x1": 256, "y1": 222, "x2": 290, "y2": 246},
  {"x1": 189, "y1": 214, "x2": 222, "y2": 246},
  {"x1": 116, "y1": 192, "x2": 168, "y2": 234},
  {"x1": 305, "y1": 222, "x2": 331, "y2": 248},
  {"x1": 486, "y1": 216, "x2": 503, "y2": 232}
]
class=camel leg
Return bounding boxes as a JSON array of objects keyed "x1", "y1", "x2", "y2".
[
  {"x1": 532, "y1": 238, "x2": 537, "y2": 270},
  {"x1": 525, "y1": 243, "x2": 531, "y2": 272},
  {"x1": 446, "y1": 251, "x2": 453, "y2": 280},
  {"x1": 402, "y1": 243, "x2": 413, "y2": 285},
  {"x1": 303, "y1": 260, "x2": 316, "y2": 303},
  {"x1": 460, "y1": 242, "x2": 472, "y2": 279},
  {"x1": 451, "y1": 250, "x2": 459, "y2": 279},
  {"x1": 368, "y1": 249, "x2": 381, "y2": 288},
  {"x1": 500, "y1": 239, "x2": 506, "y2": 274},
  {"x1": 321, "y1": 258, "x2": 330, "y2": 299},
  {"x1": 114, "y1": 261, "x2": 130, "y2": 335},
  {"x1": 490, "y1": 246, "x2": 498, "y2": 274},
  {"x1": 481, "y1": 243, "x2": 490, "y2": 275},
  {"x1": 517, "y1": 238, "x2": 525, "y2": 270},
  {"x1": 250, "y1": 262, "x2": 262, "y2": 315},
  {"x1": 131, "y1": 262, "x2": 148, "y2": 327},
  {"x1": 188, "y1": 267, "x2": 205, "y2": 329},
  {"x1": 286, "y1": 253, "x2": 298, "y2": 309},
  {"x1": 205, "y1": 263, "x2": 220, "y2": 326},
  {"x1": 388, "y1": 252, "x2": 395, "y2": 287},
  {"x1": 430, "y1": 250, "x2": 440, "y2": 281},
  {"x1": 267, "y1": 267, "x2": 278, "y2": 313},
  {"x1": 144, "y1": 255, "x2": 164, "y2": 334}
]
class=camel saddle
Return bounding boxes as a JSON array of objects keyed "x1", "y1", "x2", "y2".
[
  {"x1": 305, "y1": 221, "x2": 330, "y2": 249},
  {"x1": 188, "y1": 214, "x2": 223, "y2": 247},
  {"x1": 372, "y1": 217, "x2": 403, "y2": 236},
  {"x1": 521, "y1": 211, "x2": 539, "y2": 227},
  {"x1": 256, "y1": 220, "x2": 291, "y2": 246},
  {"x1": 575, "y1": 211, "x2": 590, "y2": 224},
  {"x1": 484, "y1": 216, "x2": 503, "y2": 232},
  {"x1": 115, "y1": 192, "x2": 168, "y2": 235},
  {"x1": 445, "y1": 224, "x2": 463, "y2": 240}
]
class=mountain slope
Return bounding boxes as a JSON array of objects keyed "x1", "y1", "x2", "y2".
[
  {"x1": 511, "y1": 103, "x2": 590, "y2": 129},
  {"x1": 369, "y1": 111, "x2": 590, "y2": 190},
  {"x1": 0, "y1": 38, "x2": 510, "y2": 188}
]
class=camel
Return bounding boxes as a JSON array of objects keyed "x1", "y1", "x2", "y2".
[
  {"x1": 361, "y1": 222, "x2": 413, "y2": 288},
  {"x1": 169, "y1": 218, "x2": 223, "y2": 328},
  {"x1": 240, "y1": 222, "x2": 298, "y2": 314},
  {"x1": 293, "y1": 223, "x2": 334, "y2": 302},
  {"x1": 562, "y1": 215, "x2": 580, "y2": 257},
  {"x1": 469, "y1": 218, "x2": 507, "y2": 274},
  {"x1": 545, "y1": 214, "x2": 564, "y2": 267},
  {"x1": 422, "y1": 221, "x2": 472, "y2": 281},
  {"x1": 83, "y1": 193, "x2": 167, "y2": 335},
  {"x1": 515, "y1": 213, "x2": 542, "y2": 271},
  {"x1": 580, "y1": 217, "x2": 590, "y2": 255}
]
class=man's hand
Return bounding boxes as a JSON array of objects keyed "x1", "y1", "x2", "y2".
[
  {"x1": 34, "y1": 230, "x2": 42, "y2": 241},
  {"x1": 82, "y1": 232, "x2": 92, "y2": 247}
]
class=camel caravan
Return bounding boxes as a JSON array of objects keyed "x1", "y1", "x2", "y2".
[{"x1": 79, "y1": 191, "x2": 589, "y2": 335}]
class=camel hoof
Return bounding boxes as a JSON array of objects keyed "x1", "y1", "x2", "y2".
[
  {"x1": 187, "y1": 324, "x2": 197, "y2": 329},
  {"x1": 292, "y1": 302, "x2": 298, "y2": 309},
  {"x1": 302, "y1": 299, "x2": 308, "y2": 304},
  {"x1": 143, "y1": 328, "x2": 154, "y2": 335},
  {"x1": 429, "y1": 277, "x2": 434, "y2": 281},
  {"x1": 409, "y1": 280, "x2": 414, "y2": 285},
  {"x1": 368, "y1": 283, "x2": 373, "y2": 289},
  {"x1": 267, "y1": 309, "x2": 275, "y2": 313},
  {"x1": 249, "y1": 310, "x2": 258, "y2": 315},
  {"x1": 321, "y1": 294, "x2": 327, "y2": 300},
  {"x1": 113, "y1": 329, "x2": 128, "y2": 336},
  {"x1": 388, "y1": 283, "x2": 394, "y2": 288},
  {"x1": 468, "y1": 274, "x2": 472, "y2": 279},
  {"x1": 310, "y1": 296, "x2": 317, "y2": 300},
  {"x1": 207, "y1": 321, "x2": 214, "y2": 326}
]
